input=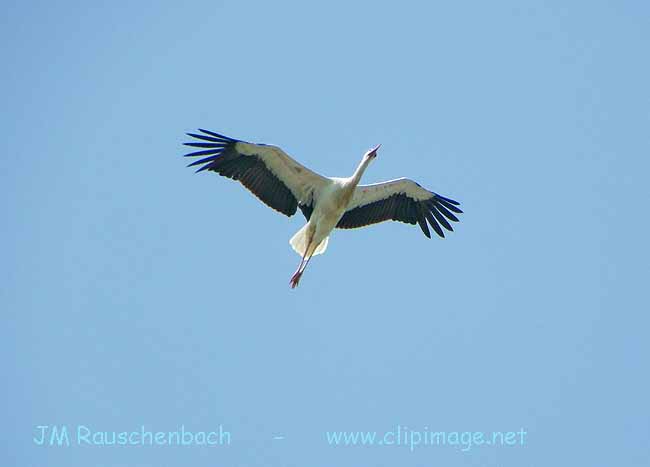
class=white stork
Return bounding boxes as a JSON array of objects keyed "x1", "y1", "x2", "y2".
[{"x1": 183, "y1": 129, "x2": 462, "y2": 288}]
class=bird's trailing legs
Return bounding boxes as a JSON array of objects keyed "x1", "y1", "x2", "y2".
[
  {"x1": 290, "y1": 233, "x2": 315, "y2": 289},
  {"x1": 290, "y1": 253, "x2": 316, "y2": 289},
  {"x1": 289, "y1": 256, "x2": 307, "y2": 289}
]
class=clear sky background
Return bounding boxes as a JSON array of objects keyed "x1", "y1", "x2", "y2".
[{"x1": 2, "y1": 1, "x2": 649, "y2": 466}]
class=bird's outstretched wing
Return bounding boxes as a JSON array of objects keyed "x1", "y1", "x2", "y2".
[
  {"x1": 183, "y1": 129, "x2": 328, "y2": 216},
  {"x1": 336, "y1": 178, "x2": 462, "y2": 238}
]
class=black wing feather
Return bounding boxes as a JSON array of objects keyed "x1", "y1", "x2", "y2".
[
  {"x1": 337, "y1": 192, "x2": 462, "y2": 239},
  {"x1": 430, "y1": 205, "x2": 454, "y2": 232},
  {"x1": 184, "y1": 142, "x2": 229, "y2": 148},
  {"x1": 435, "y1": 196, "x2": 464, "y2": 214},
  {"x1": 416, "y1": 206, "x2": 431, "y2": 238},
  {"x1": 183, "y1": 130, "x2": 299, "y2": 217},
  {"x1": 431, "y1": 201, "x2": 460, "y2": 222},
  {"x1": 424, "y1": 210, "x2": 444, "y2": 238}
]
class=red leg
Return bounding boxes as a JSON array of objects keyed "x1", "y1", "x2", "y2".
[{"x1": 290, "y1": 232, "x2": 314, "y2": 289}]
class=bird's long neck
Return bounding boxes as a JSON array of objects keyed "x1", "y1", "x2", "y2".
[{"x1": 350, "y1": 157, "x2": 371, "y2": 185}]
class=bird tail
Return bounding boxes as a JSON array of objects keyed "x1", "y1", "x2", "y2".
[{"x1": 289, "y1": 225, "x2": 329, "y2": 257}]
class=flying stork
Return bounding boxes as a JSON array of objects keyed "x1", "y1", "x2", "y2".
[{"x1": 183, "y1": 129, "x2": 462, "y2": 288}]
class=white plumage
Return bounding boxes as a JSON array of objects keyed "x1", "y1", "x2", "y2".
[{"x1": 183, "y1": 129, "x2": 462, "y2": 288}]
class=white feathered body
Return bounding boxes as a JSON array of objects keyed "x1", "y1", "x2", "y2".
[{"x1": 289, "y1": 177, "x2": 357, "y2": 257}]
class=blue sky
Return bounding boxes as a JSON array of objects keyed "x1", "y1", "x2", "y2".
[{"x1": 3, "y1": 1, "x2": 649, "y2": 466}]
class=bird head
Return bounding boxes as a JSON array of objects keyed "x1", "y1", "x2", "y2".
[{"x1": 364, "y1": 144, "x2": 381, "y2": 161}]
